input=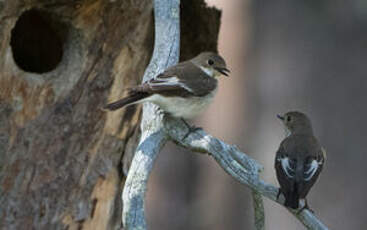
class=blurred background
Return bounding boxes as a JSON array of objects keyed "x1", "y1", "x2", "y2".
[{"x1": 146, "y1": 0, "x2": 367, "y2": 229}]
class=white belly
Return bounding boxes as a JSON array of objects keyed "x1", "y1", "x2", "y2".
[{"x1": 146, "y1": 89, "x2": 217, "y2": 119}]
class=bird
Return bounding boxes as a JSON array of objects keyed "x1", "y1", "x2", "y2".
[
  {"x1": 275, "y1": 111, "x2": 326, "y2": 212},
  {"x1": 104, "y1": 52, "x2": 229, "y2": 135}
]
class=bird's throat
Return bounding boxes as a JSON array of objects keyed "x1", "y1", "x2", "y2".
[
  {"x1": 284, "y1": 127, "x2": 292, "y2": 137},
  {"x1": 199, "y1": 66, "x2": 216, "y2": 77}
]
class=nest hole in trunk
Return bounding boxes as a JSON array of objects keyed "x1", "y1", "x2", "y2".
[{"x1": 10, "y1": 9, "x2": 68, "y2": 73}]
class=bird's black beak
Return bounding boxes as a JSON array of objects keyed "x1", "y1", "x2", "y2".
[
  {"x1": 215, "y1": 67, "x2": 230, "y2": 77},
  {"x1": 277, "y1": 114, "x2": 285, "y2": 120}
]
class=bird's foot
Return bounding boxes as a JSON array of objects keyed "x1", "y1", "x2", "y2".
[
  {"x1": 181, "y1": 119, "x2": 203, "y2": 140},
  {"x1": 297, "y1": 200, "x2": 314, "y2": 214},
  {"x1": 276, "y1": 189, "x2": 282, "y2": 201},
  {"x1": 182, "y1": 126, "x2": 203, "y2": 140}
]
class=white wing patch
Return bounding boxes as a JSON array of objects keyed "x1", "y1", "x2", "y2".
[
  {"x1": 278, "y1": 157, "x2": 295, "y2": 178},
  {"x1": 151, "y1": 76, "x2": 194, "y2": 93},
  {"x1": 155, "y1": 76, "x2": 180, "y2": 84},
  {"x1": 278, "y1": 156, "x2": 323, "y2": 181},
  {"x1": 304, "y1": 159, "x2": 322, "y2": 181}
]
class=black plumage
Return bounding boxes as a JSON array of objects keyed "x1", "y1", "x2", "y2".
[{"x1": 275, "y1": 111, "x2": 325, "y2": 210}]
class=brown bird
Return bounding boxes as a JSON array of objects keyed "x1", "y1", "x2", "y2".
[
  {"x1": 275, "y1": 111, "x2": 326, "y2": 211},
  {"x1": 104, "y1": 52, "x2": 229, "y2": 132}
]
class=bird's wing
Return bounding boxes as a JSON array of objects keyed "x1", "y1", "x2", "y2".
[
  {"x1": 275, "y1": 146, "x2": 296, "y2": 179},
  {"x1": 275, "y1": 144, "x2": 297, "y2": 202},
  {"x1": 303, "y1": 159, "x2": 319, "y2": 181},
  {"x1": 137, "y1": 62, "x2": 217, "y2": 97},
  {"x1": 304, "y1": 149, "x2": 325, "y2": 181},
  {"x1": 276, "y1": 136, "x2": 325, "y2": 181},
  {"x1": 148, "y1": 74, "x2": 194, "y2": 96},
  {"x1": 276, "y1": 150, "x2": 324, "y2": 182}
]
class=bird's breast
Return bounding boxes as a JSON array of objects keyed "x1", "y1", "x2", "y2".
[{"x1": 148, "y1": 88, "x2": 217, "y2": 119}]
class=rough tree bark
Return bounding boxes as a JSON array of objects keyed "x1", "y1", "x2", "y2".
[{"x1": 0, "y1": 0, "x2": 220, "y2": 229}]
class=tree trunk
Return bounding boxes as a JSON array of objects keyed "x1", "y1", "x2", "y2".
[{"x1": 0, "y1": 0, "x2": 220, "y2": 229}]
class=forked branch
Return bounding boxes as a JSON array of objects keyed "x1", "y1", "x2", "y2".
[{"x1": 164, "y1": 117, "x2": 329, "y2": 230}]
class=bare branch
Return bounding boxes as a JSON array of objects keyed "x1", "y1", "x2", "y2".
[
  {"x1": 164, "y1": 116, "x2": 329, "y2": 230},
  {"x1": 121, "y1": 0, "x2": 180, "y2": 229}
]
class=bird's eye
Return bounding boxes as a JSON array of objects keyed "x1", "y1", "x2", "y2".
[
  {"x1": 287, "y1": 116, "x2": 291, "y2": 122},
  {"x1": 207, "y1": 59, "x2": 214, "y2": 65}
]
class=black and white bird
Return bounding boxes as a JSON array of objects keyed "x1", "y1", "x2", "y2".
[
  {"x1": 104, "y1": 52, "x2": 229, "y2": 129},
  {"x1": 275, "y1": 111, "x2": 326, "y2": 211}
]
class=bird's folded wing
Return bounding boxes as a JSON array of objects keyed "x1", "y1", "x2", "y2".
[
  {"x1": 276, "y1": 155, "x2": 296, "y2": 179},
  {"x1": 304, "y1": 151, "x2": 324, "y2": 181},
  {"x1": 148, "y1": 75, "x2": 195, "y2": 95},
  {"x1": 304, "y1": 159, "x2": 319, "y2": 181},
  {"x1": 138, "y1": 62, "x2": 217, "y2": 97}
]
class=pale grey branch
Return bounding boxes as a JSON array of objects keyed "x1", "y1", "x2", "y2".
[{"x1": 121, "y1": 0, "x2": 180, "y2": 229}]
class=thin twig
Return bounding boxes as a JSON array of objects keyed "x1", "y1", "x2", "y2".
[{"x1": 252, "y1": 190, "x2": 265, "y2": 230}]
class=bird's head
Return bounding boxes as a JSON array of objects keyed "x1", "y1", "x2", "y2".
[
  {"x1": 277, "y1": 111, "x2": 313, "y2": 135},
  {"x1": 191, "y1": 52, "x2": 230, "y2": 78}
]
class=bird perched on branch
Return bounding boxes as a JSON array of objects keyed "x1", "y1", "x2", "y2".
[
  {"x1": 275, "y1": 111, "x2": 325, "y2": 211},
  {"x1": 104, "y1": 52, "x2": 229, "y2": 135}
]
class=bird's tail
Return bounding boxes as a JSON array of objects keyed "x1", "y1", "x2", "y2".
[
  {"x1": 104, "y1": 90, "x2": 150, "y2": 111},
  {"x1": 285, "y1": 157, "x2": 303, "y2": 209},
  {"x1": 285, "y1": 183, "x2": 300, "y2": 209}
]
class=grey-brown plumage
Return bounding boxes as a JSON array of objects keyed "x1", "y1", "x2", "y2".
[
  {"x1": 104, "y1": 52, "x2": 229, "y2": 119},
  {"x1": 275, "y1": 111, "x2": 326, "y2": 210}
]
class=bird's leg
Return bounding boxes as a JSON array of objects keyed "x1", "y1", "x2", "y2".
[
  {"x1": 276, "y1": 189, "x2": 281, "y2": 200},
  {"x1": 297, "y1": 199, "x2": 314, "y2": 214},
  {"x1": 181, "y1": 119, "x2": 203, "y2": 140},
  {"x1": 276, "y1": 188, "x2": 282, "y2": 201}
]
